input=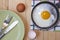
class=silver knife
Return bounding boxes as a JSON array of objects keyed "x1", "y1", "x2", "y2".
[{"x1": 0, "y1": 20, "x2": 19, "y2": 39}]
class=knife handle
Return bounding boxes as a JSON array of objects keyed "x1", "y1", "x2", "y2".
[
  {"x1": 0, "y1": 33, "x2": 5, "y2": 39},
  {"x1": 0, "y1": 29, "x2": 4, "y2": 35},
  {"x1": 0, "y1": 29, "x2": 5, "y2": 39}
]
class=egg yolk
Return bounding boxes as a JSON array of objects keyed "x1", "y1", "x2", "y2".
[{"x1": 41, "y1": 11, "x2": 50, "y2": 20}]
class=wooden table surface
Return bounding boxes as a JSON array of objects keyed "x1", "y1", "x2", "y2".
[{"x1": 0, "y1": 0, "x2": 60, "y2": 40}]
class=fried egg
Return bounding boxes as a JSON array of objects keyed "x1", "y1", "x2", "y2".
[{"x1": 33, "y1": 4, "x2": 55, "y2": 27}]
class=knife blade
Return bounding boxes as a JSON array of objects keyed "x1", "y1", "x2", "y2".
[{"x1": 0, "y1": 20, "x2": 19, "y2": 39}]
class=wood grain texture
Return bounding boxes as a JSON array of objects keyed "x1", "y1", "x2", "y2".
[
  {"x1": 2, "y1": 0, "x2": 8, "y2": 9},
  {"x1": 25, "y1": 0, "x2": 31, "y2": 25},
  {"x1": 0, "y1": 0, "x2": 8, "y2": 9},
  {"x1": 44, "y1": 31, "x2": 49, "y2": 40},
  {"x1": 48, "y1": 31, "x2": 55, "y2": 40},
  {"x1": 0, "y1": 0, "x2": 3, "y2": 9},
  {"x1": 24, "y1": 0, "x2": 31, "y2": 40},
  {"x1": 56, "y1": 32, "x2": 60, "y2": 40}
]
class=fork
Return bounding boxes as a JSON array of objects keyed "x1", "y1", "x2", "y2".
[{"x1": 0, "y1": 15, "x2": 13, "y2": 35}]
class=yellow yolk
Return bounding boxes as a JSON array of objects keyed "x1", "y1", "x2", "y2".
[{"x1": 41, "y1": 11, "x2": 50, "y2": 20}]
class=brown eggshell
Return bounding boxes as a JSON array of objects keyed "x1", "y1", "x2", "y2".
[{"x1": 16, "y1": 3, "x2": 25, "y2": 12}]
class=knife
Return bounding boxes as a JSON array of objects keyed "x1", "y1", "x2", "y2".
[{"x1": 0, "y1": 20, "x2": 19, "y2": 39}]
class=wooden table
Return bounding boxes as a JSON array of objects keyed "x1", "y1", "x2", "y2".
[{"x1": 0, "y1": 0, "x2": 60, "y2": 40}]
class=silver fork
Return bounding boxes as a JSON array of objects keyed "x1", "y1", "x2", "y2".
[{"x1": 0, "y1": 15, "x2": 13, "y2": 35}]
